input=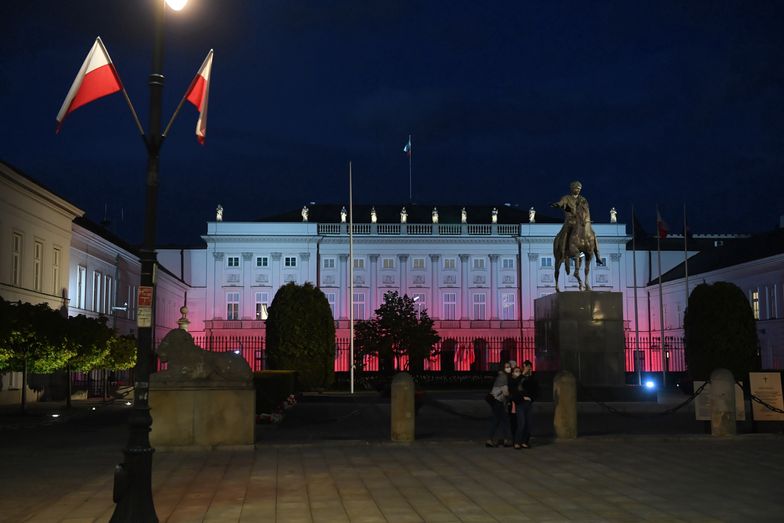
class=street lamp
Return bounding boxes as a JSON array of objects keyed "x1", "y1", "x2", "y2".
[{"x1": 111, "y1": 1, "x2": 186, "y2": 521}]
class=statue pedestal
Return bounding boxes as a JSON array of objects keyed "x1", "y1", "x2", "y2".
[
  {"x1": 150, "y1": 381, "x2": 255, "y2": 449},
  {"x1": 534, "y1": 292, "x2": 625, "y2": 386}
]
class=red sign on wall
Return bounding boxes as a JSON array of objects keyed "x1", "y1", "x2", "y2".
[{"x1": 138, "y1": 286, "x2": 153, "y2": 307}]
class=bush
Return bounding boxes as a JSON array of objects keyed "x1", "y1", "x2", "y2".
[
  {"x1": 253, "y1": 370, "x2": 298, "y2": 414},
  {"x1": 265, "y1": 282, "x2": 336, "y2": 390},
  {"x1": 684, "y1": 282, "x2": 759, "y2": 380}
]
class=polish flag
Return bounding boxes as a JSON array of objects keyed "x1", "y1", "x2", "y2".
[
  {"x1": 56, "y1": 37, "x2": 123, "y2": 132},
  {"x1": 656, "y1": 208, "x2": 669, "y2": 239},
  {"x1": 185, "y1": 50, "x2": 213, "y2": 144}
]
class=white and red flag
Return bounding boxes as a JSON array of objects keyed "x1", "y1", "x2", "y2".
[
  {"x1": 56, "y1": 37, "x2": 123, "y2": 132},
  {"x1": 185, "y1": 50, "x2": 213, "y2": 144},
  {"x1": 656, "y1": 208, "x2": 669, "y2": 239}
]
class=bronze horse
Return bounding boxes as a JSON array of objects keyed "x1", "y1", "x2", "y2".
[{"x1": 553, "y1": 204, "x2": 602, "y2": 292}]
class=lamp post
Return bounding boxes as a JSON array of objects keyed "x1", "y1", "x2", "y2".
[{"x1": 111, "y1": 1, "x2": 184, "y2": 520}]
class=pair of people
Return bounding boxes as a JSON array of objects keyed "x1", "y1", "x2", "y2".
[{"x1": 486, "y1": 360, "x2": 538, "y2": 449}]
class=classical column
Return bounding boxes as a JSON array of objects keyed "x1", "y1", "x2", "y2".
[
  {"x1": 459, "y1": 254, "x2": 470, "y2": 320},
  {"x1": 429, "y1": 254, "x2": 440, "y2": 319},
  {"x1": 210, "y1": 251, "x2": 224, "y2": 321},
  {"x1": 610, "y1": 252, "x2": 622, "y2": 292},
  {"x1": 338, "y1": 254, "x2": 348, "y2": 319},
  {"x1": 299, "y1": 252, "x2": 311, "y2": 284},
  {"x1": 270, "y1": 252, "x2": 282, "y2": 298},
  {"x1": 525, "y1": 252, "x2": 539, "y2": 321},
  {"x1": 488, "y1": 254, "x2": 498, "y2": 320},
  {"x1": 398, "y1": 254, "x2": 409, "y2": 297},
  {"x1": 241, "y1": 252, "x2": 253, "y2": 319},
  {"x1": 369, "y1": 254, "x2": 379, "y2": 311}
]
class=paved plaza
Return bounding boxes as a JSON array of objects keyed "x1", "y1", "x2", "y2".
[{"x1": 1, "y1": 394, "x2": 783, "y2": 522}]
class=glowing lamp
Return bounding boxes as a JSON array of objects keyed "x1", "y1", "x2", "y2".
[{"x1": 165, "y1": 0, "x2": 188, "y2": 11}]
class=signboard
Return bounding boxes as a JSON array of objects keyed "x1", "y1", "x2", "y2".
[
  {"x1": 138, "y1": 286, "x2": 153, "y2": 307},
  {"x1": 694, "y1": 381, "x2": 746, "y2": 421},
  {"x1": 749, "y1": 372, "x2": 784, "y2": 422},
  {"x1": 137, "y1": 286, "x2": 153, "y2": 328}
]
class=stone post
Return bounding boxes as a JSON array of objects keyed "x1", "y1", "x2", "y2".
[
  {"x1": 553, "y1": 370, "x2": 577, "y2": 439},
  {"x1": 710, "y1": 368, "x2": 736, "y2": 436},
  {"x1": 391, "y1": 372, "x2": 415, "y2": 442}
]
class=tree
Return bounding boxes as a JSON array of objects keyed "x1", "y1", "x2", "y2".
[
  {"x1": 684, "y1": 282, "x2": 759, "y2": 380},
  {"x1": 0, "y1": 297, "x2": 74, "y2": 411},
  {"x1": 265, "y1": 282, "x2": 336, "y2": 390},
  {"x1": 354, "y1": 291, "x2": 441, "y2": 375}
]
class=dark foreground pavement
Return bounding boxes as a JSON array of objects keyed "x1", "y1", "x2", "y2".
[{"x1": 1, "y1": 392, "x2": 783, "y2": 522}]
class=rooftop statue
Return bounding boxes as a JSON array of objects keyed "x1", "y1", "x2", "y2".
[{"x1": 550, "y1": 180, "x2": 602, "y2": 291}]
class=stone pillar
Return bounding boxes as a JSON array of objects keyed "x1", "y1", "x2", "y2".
[
  {"x1": 299, "y1": 252, "x2": 311, "y2": 284},
  {"x1": 609, "y1": 252, "x2": 622, "y2": 292},
  {"x1": 270, "y1": 252, "x2": 282, "y2": 294},
  {"x1": 391, "y1": 372, "x2": 415, "y2": 442},
  {"x1": 710, "y1": 368, "x2": 736, "y2": 436},
  {"x1": 210, "y1": 251, "x2": 224, "y2": 322},
  {"x1": 369, "y1": 254, "x2": 379, "y2": 311},
  {"x1": 429, "y1": 254, "x2": 440, "y2": 318},
  {"x1": 398, "y1": 254, "x2": 409, "y2": 297},
  {"x1": 525, "y1": 252, "x2": 539, "y2": 322},
  {"x1": 241, "y1": 252, "x2": 253, "y2": 319},
  {"x1": 488, "y1": 254, "x2": 498, "y2": 320},
  {"x1": 338, "y1": 254, "x2": 348, "y2": 320},
  {"x1": 459, "y1": 254, "x2": 470, "y2": 320},
  {"x1": 553, "y1": 370, "x2": 577, "y2": 439}
]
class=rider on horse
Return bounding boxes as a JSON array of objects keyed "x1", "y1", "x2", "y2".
[{"x1": 551, "y1": 180, "x2": 595, "y2": 262}]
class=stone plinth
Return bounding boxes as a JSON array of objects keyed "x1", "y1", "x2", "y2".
[
  {"x1": 150, "y1": 381, "x2": 255, "y2": 449},
  {"x1": 535, "y1": 291, "x2": 625, "y2": 386}
]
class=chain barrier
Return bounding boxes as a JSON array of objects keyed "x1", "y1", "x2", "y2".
[
  {"x1": 576, "y1": 380, "x2": 710, "y2": 419},
  {"x1": 747, "y1": 392, "x2": 784, "y2": 415}
]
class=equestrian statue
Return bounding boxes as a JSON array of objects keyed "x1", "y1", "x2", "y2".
[{"x1": 550, "y1": 180, "x2": 602, "y2": 292}]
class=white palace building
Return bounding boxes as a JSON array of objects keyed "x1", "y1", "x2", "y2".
[{"x1": 2, "y1": 159, "x2": 782, "y2": 401}]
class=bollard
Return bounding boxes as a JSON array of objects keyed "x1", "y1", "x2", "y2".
[
  {"x1": 553, "y1": 370, "x2": 577, "y2": 439},
  {"x1": 391, "y1": 372, "x2": 415, "y2": 442},
  {"x1": 710, "y1": 368, "x2": 736, "y2": 436}
]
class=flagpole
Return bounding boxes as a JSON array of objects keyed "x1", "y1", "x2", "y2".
[
  {"x1": 95, "y1": 37, "x2": 145, "y2": 137},
  {"x1": 683, "y1": 203, "x2": 689, "y2": 312},
  {"x1": 408, "y1": 134, "x2": 413, "y2": 202},
  {"x1": 632, "y1": 205, "x2": 641, "y2": 386},
  {"x1": 162, "y1": 49, "x2": 213, "y2": 138},
  {"x1": 349, "y1": 161, "x2": 355, "y2": 395},
  {"x1": 656, "y1": 205, "x2": 667, "y2": 387}
]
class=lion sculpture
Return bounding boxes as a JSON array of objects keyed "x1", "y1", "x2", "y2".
[{"x1": 152, "y1": 329, "x2": 252, "y2": 382}]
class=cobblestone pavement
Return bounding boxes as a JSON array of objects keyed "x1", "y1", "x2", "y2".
[{"x1": 1, "y1": 393, "x2": 783, "y2": 522}]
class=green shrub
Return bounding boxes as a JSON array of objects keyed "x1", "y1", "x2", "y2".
[{"x1": 265, "y1": 282, "x2": 336, "y2": 390}]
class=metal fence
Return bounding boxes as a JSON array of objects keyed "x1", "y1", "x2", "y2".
[{"x1": 625, "y1": 335, "x2": 687, "y2": 373}]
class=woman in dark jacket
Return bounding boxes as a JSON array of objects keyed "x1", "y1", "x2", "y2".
[{"x1": 510, "y1": 360, "x2": 539, "y2": 449}]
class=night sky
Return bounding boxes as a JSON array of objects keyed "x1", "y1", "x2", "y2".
[{"x1": 2, "y1": 1, "x2": 783, "y2": 245}]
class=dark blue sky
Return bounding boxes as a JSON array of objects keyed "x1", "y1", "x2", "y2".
[{"x1": 2, "y1": 1, "x2": 783, "y2": 244}]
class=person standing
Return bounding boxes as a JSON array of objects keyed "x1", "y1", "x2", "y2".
[
  {"x1": 485, "y1": 362, "x2": 512, "y2": 447},
  {"x1": 510, "y1": 361, "x2": 539, "y2": 449}
]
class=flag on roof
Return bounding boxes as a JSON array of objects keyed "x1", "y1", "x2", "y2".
[
  {"x1": 656, "y1": 208, "x2": 669, "y2": 239},
  {"x1": 403, "y1": 135, "x2": 412, "y2": 157},
  {"x1": 185, "y1": 50, "x2": 214, "y2": 144},
  {"x1": 56, "y1": 37, "x2": 123, "y2": 132}
]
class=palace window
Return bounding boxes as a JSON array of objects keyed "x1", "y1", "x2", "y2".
[
  {"x1": 256, "y1": 256, "x2": 268, "y2": 267},
  {"x1": 284, "y1": 256, "x2": 297, "y2": 267},
  {"x1": 382, "y1": 258, "x2": 395, "y2": 269},
  {"x1": 92, "y1": 271, "x2": 102, "y2": 312},
  {"x1": 227, "y1": 256, "x2": 240, "y2": 268},
  {"x1": 255, "y1": 292, "x2": 269, "y2": 320},
  {"x1": 11, "y1": 233, "x2": 22, "y2": 286},
  {"x1": 751, "y1": 289, "x2": 760, "y2": 320},
  {"x1": 412, "y1": 293, "x2": 426, "y2": 315},
  {"x1": 323, "y1": 258, "x2": 335, "y2": 269},
  {"x1": 52, "y1": 247, "x2": 61, "y2": 295},
  {"x1": 501, "y1": 292, "x2": 516, "y2": 320},
  {"x1": 412, "y1": 258, "x2": 425, "y2": 270},
  {"x1": 325, "y1": 292, "x2": 336, "y2": 318},
  {"x1": 443, "y1": 293, "x2": 456, "y2": 320},
  {"x1": 352, "y1": 292, "x2": 366, "y2": 320},
  {"x1": 473, "y1": 293, "x2": 486, "y2": 320},
  {"x1": 443, "y1": 258, "x2": 456, "y2": 270},
  {"x1": 541, "y1": 257, "x2": 553, "y2": 268},
  {"x1": 472, "y1": 258, "x2": 485, "y2": 270},
  {"x1": 501, "y1": 258, "x2": 514, "y2": 270},
  {"x1": 33, "y1": 241, "x2": 43, "y2": 291},
  {"x1": 353, "y1": 258, "x2": 364, "y2": 270},
  {"x1": 226, "y1": 292, "x2": 240, "y2": 320},
  {"x1": 76, "y1": 266, "x2": 87, "y2": 309}
]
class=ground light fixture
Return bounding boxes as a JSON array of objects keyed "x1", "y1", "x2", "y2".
[{"x1": 644, "y1": 380, "x2": 656, "y2": 390}]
